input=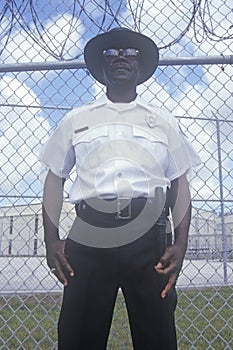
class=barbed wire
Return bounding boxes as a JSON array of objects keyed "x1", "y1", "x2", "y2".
[{"x1": 0, "y1": 0, "x2": 232, "y2": 60}]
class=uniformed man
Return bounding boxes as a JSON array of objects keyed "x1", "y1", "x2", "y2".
[{"x1": 41, "y1": 28, "x2": 201, "y2": 350}]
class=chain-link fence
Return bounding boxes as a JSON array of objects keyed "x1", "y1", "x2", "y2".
[{"x1": 0, "y1": 1, "x2": 233, "y2": 349}]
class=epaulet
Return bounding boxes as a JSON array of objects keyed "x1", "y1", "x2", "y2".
[{"x1": 63, "y1": 100, "x2": 99, "y2": 119}]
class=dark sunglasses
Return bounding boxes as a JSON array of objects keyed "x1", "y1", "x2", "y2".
[{"x1": 103, "y1": 48, "x2": 140, "y2": 58}]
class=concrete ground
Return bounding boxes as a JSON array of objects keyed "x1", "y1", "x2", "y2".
[{"x1": 0, "y1": 257, "x2": 232, "y2": 293}]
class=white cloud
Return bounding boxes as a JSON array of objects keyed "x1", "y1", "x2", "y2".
[
  {"x1": 119, "y1": 0, "x2": 232, "y2": 120},
  {"x1": 121, "y1": 0, "x2": 193, "y2": 48},
  {"x1": 0, "y1": 1, "x2": 231, "y2": 208},
  {"x1": 1, "y1": 14, "x2": 85, "y2": 63},
  {"x1": 121, "y1": 0, "x2": 232, "y2": 54},
  {"x1": 138, "y1": 76, "x2": 173, "y2": 108},
  {"x1": 0, "y1": 76, "x2": 51, "y2": 203}
]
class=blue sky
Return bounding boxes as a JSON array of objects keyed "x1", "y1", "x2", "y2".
[{"x1": 0, "y1": 0, "x2": 232, "y2": 209}]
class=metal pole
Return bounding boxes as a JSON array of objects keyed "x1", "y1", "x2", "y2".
[
  {"x1": 215, "y1": 115, "x2": 228, "y2": 284},
  {"x1": 0, "y1": 55, "x2": 232, "y2": 72},
  {"x1": 214, "y1": 211, "x2": 217, "y2": 258}
]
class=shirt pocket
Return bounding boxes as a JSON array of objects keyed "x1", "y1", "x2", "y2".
[
  {"x1": 133, "y1": 126, "x2": 168, "y2": 144},
  {"x1": 72, "y1": 126, "x2": 111, "y2": 170},
  {"x1": 132, "y1": 126, "x2": 169, "y2": 171}
]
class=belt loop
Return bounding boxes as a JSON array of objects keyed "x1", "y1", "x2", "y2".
[{"x1": 115, "y1": 198, "x2": 132, "y2": 220}]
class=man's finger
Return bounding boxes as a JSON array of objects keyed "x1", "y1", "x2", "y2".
[
  {"x1": 160, "y1": 247, "x2": 174, "y2": 261},
  {"x1": 155, "y1": 248, "x2": 175, "y2": 269},
  {"x1": 154, "y1": 260, "x2": 176, "y2": 275},
  {"x1": 161, "y1": 283, "x2": 172, "y2": 299},
  {"x1": 161, "y1": 274, "x2": 177, "y2": 298},
  {"x1": 57, "y1": 251, "x2": 75, "y2": 277},
  {"x1": 50, "y1": 262, "x2": 69, "y2": 286}
]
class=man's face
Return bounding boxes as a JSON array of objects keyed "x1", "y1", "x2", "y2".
[{"x1": 102, "y1": 48, "x2": 142, "y2": 87}]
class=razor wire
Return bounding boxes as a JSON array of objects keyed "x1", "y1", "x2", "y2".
[{"x1": 0, "y1": 0, "x2": 232, "y2": 59}]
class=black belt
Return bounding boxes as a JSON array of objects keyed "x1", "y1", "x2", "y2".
[
  {"x1": 73, "y1": 197, "x2": 172, "y2": 249},
  {"x1": 75, "y1": 197, "x2": 167, "y2": 226}
]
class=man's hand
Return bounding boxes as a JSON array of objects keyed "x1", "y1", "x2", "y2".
[
  {"x1": 46, "y1": 239, "x2": 74, "y2": 286},
  {"x1": 154, "y1": 243, "x2": 185, "y2": 299},
  {"x1": 155, "y1": 174, "x2": 191, "y2": 298},
  {"x1": 43, "y1": 171, "x2": 74, "y2": 286}
]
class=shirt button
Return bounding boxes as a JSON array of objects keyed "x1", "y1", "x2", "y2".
[{"x1": 117, "y1": 172, "x2": 122, "y2": 177}]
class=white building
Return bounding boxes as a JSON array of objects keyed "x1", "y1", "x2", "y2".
[
  {"x1": 0, "y1": 201, "x2": 75, "y2": 256},
  {"x1": 0, "y1": 203, "x2": 232, "y2": 259}
]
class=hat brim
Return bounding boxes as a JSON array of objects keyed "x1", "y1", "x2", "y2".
[{"x1": 84, "y1": 28, "x2": 159, "y2": 86}]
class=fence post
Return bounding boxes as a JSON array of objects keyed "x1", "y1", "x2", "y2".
[{"x1": 215, "y1": 114, "x2": 228, "y2": 284}]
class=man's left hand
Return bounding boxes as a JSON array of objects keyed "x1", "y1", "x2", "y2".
[{"x1": 154, "y1": 244, "x2": 185, "y2": 298}]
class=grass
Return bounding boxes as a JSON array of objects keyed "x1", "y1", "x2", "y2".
[
  {"x1": 176, "y1": 287, "x2": 233, "y2": 350},
  {"x1": 0, "y1": 287, "x2": 232, "y2": 350},
  {"x1": 0, "y1": 294, "x2": 60, "y2": 350}
]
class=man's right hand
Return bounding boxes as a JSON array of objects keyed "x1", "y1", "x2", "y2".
[
  {"x1": 46, "y1": 239, "x2": 75, "y2": 286},
  {"x1": 42, "y1": 171, "x2": 74, "y2": 286}
]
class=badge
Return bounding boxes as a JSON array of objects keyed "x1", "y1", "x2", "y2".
[{"x1": 146, "y1": 114, "x2": 157, "y2": 128}]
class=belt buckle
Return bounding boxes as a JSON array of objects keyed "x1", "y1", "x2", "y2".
[{"x1": 116, "y1": 198, "x2": 131, "y2": 220}]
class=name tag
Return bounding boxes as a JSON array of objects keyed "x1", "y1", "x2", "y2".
[{"x1": 74, "y1": 126, "x2": 89, "y2": 134}]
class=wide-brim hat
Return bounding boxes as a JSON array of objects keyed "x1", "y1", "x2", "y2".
[{"x1": 84, "y1": 28, "x2": 159, "y2": 86}]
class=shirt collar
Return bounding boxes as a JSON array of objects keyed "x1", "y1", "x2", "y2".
[{"x1": 89, "y1": 94, "x2": 156, "y2": 113}]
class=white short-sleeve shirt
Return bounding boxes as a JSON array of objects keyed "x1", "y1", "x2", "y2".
[{"x1": 40, "y1": 95, "x2": 201, "y2": 203}]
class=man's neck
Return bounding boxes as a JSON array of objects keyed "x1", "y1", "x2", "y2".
[{"x1": 106, "y1": 87, "x2": 137, "y2": 103}]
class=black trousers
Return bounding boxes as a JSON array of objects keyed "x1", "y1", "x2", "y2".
[{"x1": 58, "y1": 216, "x2": 177, "y2": 350}]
